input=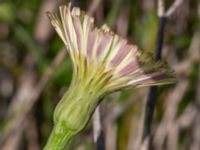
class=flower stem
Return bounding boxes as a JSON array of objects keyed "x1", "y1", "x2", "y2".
[{"x1": 44, "y1": 122, "x2": 75, "y2": 150}]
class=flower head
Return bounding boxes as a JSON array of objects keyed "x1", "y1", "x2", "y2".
[
  {"x1": 48, "y1": 4, "x2": 175, "y2": 96},
  {"x1": 45, "y1": 4, "x2": 175, "y2": 149}
]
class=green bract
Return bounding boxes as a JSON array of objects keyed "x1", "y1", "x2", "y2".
[{"x1": 44, "y1": 3, "x2": 175, "y2": 150}]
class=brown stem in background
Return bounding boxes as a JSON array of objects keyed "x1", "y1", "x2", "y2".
[
  {"x1": 87, "y1": 0, "x2": 102, "y2": 16},
  {"x1": 25, "y1": 115, "x2": 40, "y2": 150},
  {"x1": 165, "y1": 0, "x2": 185, "y2": 17},
  {"x1": 190, "y1": 66, "x2": 200, "y2": 150},
  {"x1": 34, "y1": 0, "x2": 60, "y2": 47}
]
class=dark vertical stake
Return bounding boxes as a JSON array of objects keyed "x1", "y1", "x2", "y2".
[
  {"x1": 95, "y1": 104, "x2": 105, "y2": 150},
  {"x1": 96, "y1": 130, "x2": 105, "y2": 150},
  {"x1": 155, "y1": 17, "x2": 167, "y2": 61},
  {"x1": 142, "y1": 16, "x2": 167, "y2": 141}
]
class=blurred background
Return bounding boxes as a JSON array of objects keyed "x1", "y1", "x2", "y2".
[{"x1": 0, "y1": 0, "x2": 199, "y2": 150}]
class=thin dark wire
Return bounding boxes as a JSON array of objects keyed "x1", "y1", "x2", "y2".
[{"x1": 142, "y1": 16, "x2": 167, "y2": 142}]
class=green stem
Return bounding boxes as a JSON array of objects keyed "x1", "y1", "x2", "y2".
[
  {"x1": 44, "y1": 69, "x2": 104, "y2": 150},
  {"x1": 44, "y1": 122, "x2": 75, "y2": 150}
]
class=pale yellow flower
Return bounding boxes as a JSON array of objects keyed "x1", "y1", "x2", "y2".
[{"x1": 44, "y1": 3, "x2": 175, "y2": 150}]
